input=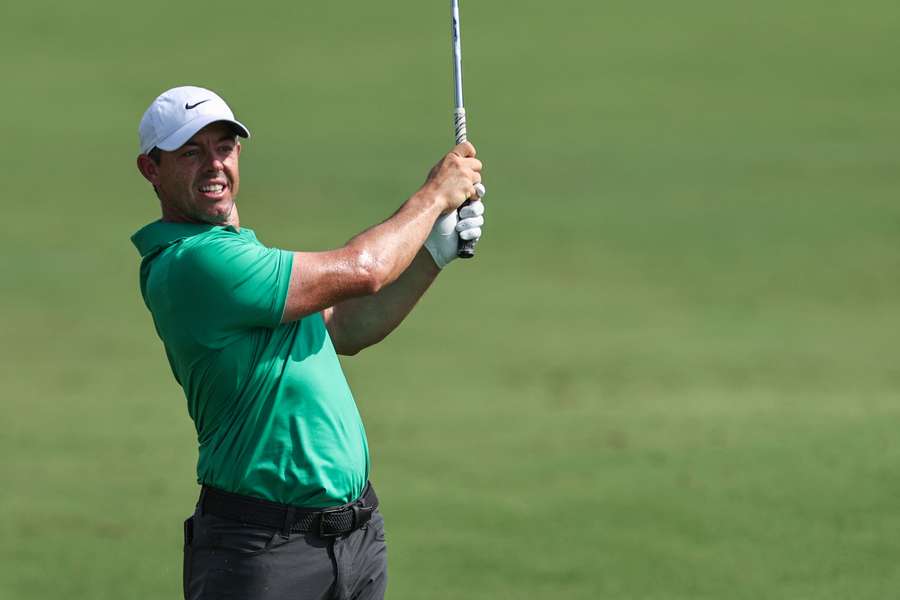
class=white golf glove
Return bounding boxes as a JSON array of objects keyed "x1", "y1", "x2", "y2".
[{"x1": 424, "y1": 198, "x2": 485, "y2": 269}]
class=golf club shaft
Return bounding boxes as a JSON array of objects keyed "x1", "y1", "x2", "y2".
[{"x1": 451, "y1": 0, "x2": 476, "y2": 258}]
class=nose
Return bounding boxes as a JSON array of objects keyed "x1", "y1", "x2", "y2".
[{"x1": 204, "y1": 153, "x2": 225, "y2": 172}]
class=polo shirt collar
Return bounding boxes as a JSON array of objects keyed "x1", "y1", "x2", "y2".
[{"x1": 131, "y1": 220, "x2": 239, "y2": 258}]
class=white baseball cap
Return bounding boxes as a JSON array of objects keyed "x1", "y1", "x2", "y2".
[{"x1": 138, "y1": 86, "x2": 250, "y2": 155}]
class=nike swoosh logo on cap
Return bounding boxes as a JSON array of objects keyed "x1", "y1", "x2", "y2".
[{"x1": 185, "y1": 99, "x2": 210, "y2": 110}]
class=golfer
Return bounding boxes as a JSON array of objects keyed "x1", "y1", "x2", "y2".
[{"x1": 131, "y1": 86, "x2": 485, "y2": 600}]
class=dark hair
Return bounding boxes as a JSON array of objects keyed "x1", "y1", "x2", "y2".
[{"x1": 148, "y1": 147, "x2": 162, "y2": 165}]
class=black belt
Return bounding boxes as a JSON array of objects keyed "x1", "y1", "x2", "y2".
[{"x1": 199, "y1": 482, "x2": 378, "y2": 538}]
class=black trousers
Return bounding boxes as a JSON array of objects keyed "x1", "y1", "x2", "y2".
[{"x1": 183, "y1": 503, "x2": 387, "y2": 599}]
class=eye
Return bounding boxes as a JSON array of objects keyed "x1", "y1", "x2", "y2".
[
  {"x1": 182, "y1": 149, "x2": 198, "y2": 158},
  {"x1": 219, "y1": 145, "x2": 235, "y2": 154}
]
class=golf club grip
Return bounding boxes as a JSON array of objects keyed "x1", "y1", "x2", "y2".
[
  {"x1": 454, "y1": 108, "x2": 476, "y2": 258},
  {"x1": 457, "y1": 200, "x2": 476, "y2": 258}
]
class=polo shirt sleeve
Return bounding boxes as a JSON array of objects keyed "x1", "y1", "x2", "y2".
[{"x1": 169, "y1": 231, "x2": 293, "y2": 341}]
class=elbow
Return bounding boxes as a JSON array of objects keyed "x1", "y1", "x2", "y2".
[
  {"x1": 338, "y1": 343, "x2": 364, "y2": 357},
  {"x1": 353, "y1": 248, "x2": 392, "y2": 296},
  {"x1": 335, "y1": 337, "x2": 379, "y2": 356},
  {"x1": 338, "y1": 335, "x2": 387, "y2": 356}
]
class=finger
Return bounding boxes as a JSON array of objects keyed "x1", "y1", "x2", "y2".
[
  {"x1": 458, "y1": 200, "x2": 484, "y2": 219},
  {"x1": 456, "y1": 216, "x2": 484, "y2": 231},
  {"x1": 473, "y1": 182, "x2": 486, "y2": 198},
  {"x1": 462, "y1": 158, "x2": 483, "y2": 172},
  {"x1": 453, "y1": 141, "x2": 476, "y2": 158},
  {"x1": 458, "y1": 227, "x2": 482, "y2": 241}
]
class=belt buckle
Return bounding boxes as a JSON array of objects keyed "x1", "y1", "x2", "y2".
[{"x1": 317, "y1": 505, "x2": 350, "y2": 538}]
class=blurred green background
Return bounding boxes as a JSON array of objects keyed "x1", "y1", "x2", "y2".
[{"x1": 2, "y1": 0, "x2": 900, "y2": 598}]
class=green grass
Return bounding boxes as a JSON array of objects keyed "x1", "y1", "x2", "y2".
[{"x1": 2, "y1": 0, "x2": 900, "y2": 597}]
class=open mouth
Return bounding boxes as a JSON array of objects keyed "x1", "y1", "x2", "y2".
[{"x1": 198, "y1": 182, "x2": 227, "y2": 198}]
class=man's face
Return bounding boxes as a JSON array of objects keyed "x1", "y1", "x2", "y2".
[{"x1": 141, "y1": 122, "x2": 242, "y2": 225}]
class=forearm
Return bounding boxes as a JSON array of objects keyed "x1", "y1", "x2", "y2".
[
  {"x1": 280, "y1": 142, "x2": 482, "y2": 324},
  {"x1": 325, "y1": 249, "x2": 440, "y2": 355},
  {"x1": 282, "y1": 191, "x2": 443, "y2": 323},
  {"x1": 343, "y1": 189, "x2": 444, "y2": 291}
]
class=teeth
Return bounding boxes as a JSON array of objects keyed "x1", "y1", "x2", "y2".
[{"x1": 200, "y1": 184, "x2": 224, "y2": 193}]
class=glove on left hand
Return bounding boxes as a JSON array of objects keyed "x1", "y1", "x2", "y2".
[{"x1": 424, "y1": 199, "x2": 485, "y2": 269}]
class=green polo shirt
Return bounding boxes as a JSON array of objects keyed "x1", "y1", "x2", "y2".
[{"x1": 131, "y1": 220, "x2": 369, "y2": 508}]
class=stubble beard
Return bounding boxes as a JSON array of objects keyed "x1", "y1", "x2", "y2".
[{"x1": 196, "y1": 199, "x2": 235, "y2": 225}]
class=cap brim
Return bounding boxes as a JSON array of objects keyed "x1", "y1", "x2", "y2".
[{"x1": 153, "y1": 116, "x2": 250, "y2": 153}]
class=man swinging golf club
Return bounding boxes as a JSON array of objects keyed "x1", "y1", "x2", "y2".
[{"x1": 131, "y1": 85, "x2": 485, "y2": 599}]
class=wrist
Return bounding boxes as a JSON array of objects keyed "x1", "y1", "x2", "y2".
[
  {"x1": 419, "y1": 246, "x2": 443, "y2": 274},
  {"x1": 414, "y1": 182, "x2": 452, "y2": 215}
]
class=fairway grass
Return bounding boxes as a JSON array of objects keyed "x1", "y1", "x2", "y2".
[{"x1": 3, "y1": 0, "x2": 900, "y2": 598}]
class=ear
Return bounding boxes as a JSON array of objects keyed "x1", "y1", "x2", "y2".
[
  {"x1": 136, "y1": 154, "x2": 160, "y2": 186},
  {"x1": 236, "y1": 141, "x2": 242, "y2": 157}
]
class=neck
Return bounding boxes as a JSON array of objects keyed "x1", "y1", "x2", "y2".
[{"x1": 160, "y1": 203, "x2": 240, "y2": 230}]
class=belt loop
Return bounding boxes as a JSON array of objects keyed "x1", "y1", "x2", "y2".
[
  {"x1": 281, "y1": 506, "x2": 297, "y2": 538},
  {"x1": 198, "y1": 486, "x2": 208, "y2": 517}
]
